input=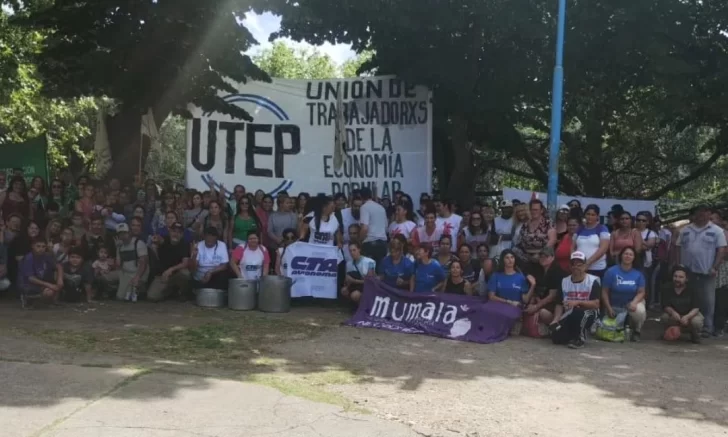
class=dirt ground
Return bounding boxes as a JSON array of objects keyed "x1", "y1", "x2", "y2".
[{"x1": 1, "y1": 297, "x2": 727, "y2": 437}]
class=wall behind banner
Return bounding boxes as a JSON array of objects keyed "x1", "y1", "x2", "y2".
[
  {"x1": 186, "y1": 76, "x2": 433, "y2": 199},
  {"x1": 502, "y1": 188, "x2": 657, "y2": 219}
]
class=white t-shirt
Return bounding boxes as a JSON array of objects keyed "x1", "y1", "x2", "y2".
[
  {"x1": 640, "y1": 229, "x2": 656, "y2": 268},
  {"x1": 195, "y1": 241, "x2": 229, "y2": 280},
  {"x1": 306, "y1": 212, "x2": 340, "y2": 245},
  {"x1": 232, "y1": 244, "x2": 270, "y2": 280},
  {"x1": 436, "y1": 214, "x2": 462, "y2": 236},
  {"x1": 359, "y1": 200, "x2": 388, "y2": 243},
  {"x1": 494, "y1": 216, "x2": 514, "y2": 238},
  {"x1": 346, "y1": 256, "x2": 376, "y2": 276},
  {"x1": 388, "y1": 220, "x2": 417, "y2": 240},
  {"x1": 340, "y1": 208, "x2": 359, "y2": 243},
  {"x1": 574, "y1": 225, "x2": 610, "y2": 270}
]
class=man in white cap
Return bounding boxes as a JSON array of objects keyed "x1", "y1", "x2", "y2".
[
  {"x1": 492, "y1": 200, "x2": 515, "y2": 257},
  {"x1": 115, "y1": 222, "x2": 149, "y2": 302},
  {"x1": 549, "y1": 251, "x2": 601, "y2": 349}
]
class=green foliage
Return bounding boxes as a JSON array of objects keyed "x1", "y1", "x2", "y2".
[
  {"x1": 18, "y1": 0, "x2": 268, "y2": 122},
  {"x1": 341, "y1": 50, "x2": 374, "y2": 78},
  {"x1": 253, "y1": 41, "x2": 338, "y2": 79},
  {"x1": 0, "y1": 9, "x2": 97, "y2": 173}
]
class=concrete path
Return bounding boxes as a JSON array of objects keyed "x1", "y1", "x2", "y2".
[{"x1": 0, "y1": 360, "x2": 417, "y2": 437}]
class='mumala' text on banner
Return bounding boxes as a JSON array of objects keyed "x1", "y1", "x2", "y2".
[
  {"x1": 281, "y1": 242, "x2": 343, "y2": 299},
  {"x1": 346, "y1": 278, "x2": 521, "y2": 344},
  {"x1": 186, "y1": 77, "x2": 433, "y2": 199}
]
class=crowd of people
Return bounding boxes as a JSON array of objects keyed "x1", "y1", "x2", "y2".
[{"x1": 0, "y1": 167, "x2": 725, "y2": 349}]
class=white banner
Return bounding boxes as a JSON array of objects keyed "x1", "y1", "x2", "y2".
[
  {"x1": 281, "y1": 242, "x2": 343, "y2": 299},
  {"x1": 186, "y1": 76, "x2": 433, "y2": 200},
  {"x1": 502, "y1": 188, "x2": 657, "y2": 217}
]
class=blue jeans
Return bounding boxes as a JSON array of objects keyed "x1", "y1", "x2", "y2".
[{"x1": 691, "y1": 273, "x2": 716, "y2": 333}]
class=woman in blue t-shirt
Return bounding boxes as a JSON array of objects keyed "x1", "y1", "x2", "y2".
[
  {"x1": 601, "y1": 246, "x2": 647, "y2": 342},
  {"x1": 410, "y1": 244, "x2": 446, "y2": 293},
  {"x1": 378, "y1": 238, "x2": 415, "y2": 289},
  {"x1": 487, "y1": 249, "x2": 536, "y2": 307}
]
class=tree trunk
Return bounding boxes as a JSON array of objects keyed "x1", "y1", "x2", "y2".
[
  {"x1": 446, "y1": 115, "x2": 476, "y2": 209},
  {"x1": 106, "y1": 104, "x2": 171, "y2": 183}
]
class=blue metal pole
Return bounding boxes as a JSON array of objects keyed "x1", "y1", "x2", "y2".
[{"x1": 547, "y1": 0, "x2": 567, "y2": 220}]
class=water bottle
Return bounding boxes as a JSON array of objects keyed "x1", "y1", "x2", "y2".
[{"x1": 624, "y1": 326, "x2": 631, "y2": 343}]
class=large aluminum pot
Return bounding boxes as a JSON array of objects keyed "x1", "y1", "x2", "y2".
[
  {"x1": 228, "y1": 278, "x2": 258, "y2": 311},
  {"x1": 196, "y1": 288, "x2": 228, "y2": 308},
  {"x1": 258, "y1": 275, "x2": 292, "y2": 313}
]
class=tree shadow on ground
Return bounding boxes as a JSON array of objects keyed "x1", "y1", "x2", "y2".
[{"x1": 1, "y1": 297, "x2": 727, "y2": 435}]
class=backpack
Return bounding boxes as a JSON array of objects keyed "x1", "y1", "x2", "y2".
[{"x1": 595, "y1": 312, "x2": 628, "y2": 342}]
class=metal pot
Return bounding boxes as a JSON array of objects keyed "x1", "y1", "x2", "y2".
[
  {"x1": 258, "y1": 275, "x2": 292, "y2": 313},
  {"x1": 228, "y1": 278, "x2": 258, "y2": 311},
  {"x1": 196, "y1": 288, "x2": 228, "y2": 308}
]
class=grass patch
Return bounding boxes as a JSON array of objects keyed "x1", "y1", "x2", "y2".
[
  {"x1": 248, "y1": 371, "x2": 368, "y2": 413},
  {"x1": 17, "y1": 311, "x2": 332, "y2": 367}
]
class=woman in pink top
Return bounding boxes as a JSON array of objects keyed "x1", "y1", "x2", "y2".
[
  {"x1": 609, "y1": 211, "x2": 642, "y2": 265},
  {"x1": 411, "y1": 209, "x2": 445, "y2": 256},
  {"x1": 230, "y1": 231, "x2": 270, "y2": 280}
]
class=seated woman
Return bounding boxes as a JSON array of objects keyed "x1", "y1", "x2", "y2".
[
  {"x1": 341, "y1": 242, "x2": 376, "y2": 305},
  {"x1": 435, "y1": 235, "x2": 459, "y2": 276},
  {"x1": 445, "y1": 260, "x2": 474, "y2": 295},
  {"x1": 487, "y1": 249, "x2": 535, "y2": 307},
  {"x1": 410, "y1": 244, "x2": 446, "y2": 293},
  {"x1": 526, "y1": 247, "x2": 567, "y2": 327},
  {"x1": 457, "y1": 244, "x2": 482, "y2": 284},
  {"x1": 660, "y1": 265, "x2": 703, "y2": 344},
  {"x1": 230, "y1": 231, "x2": 270, "y2": 280},
  {"x1": 601, "y1": 247, "x2": 647, "y2": 342},
  {"x1": 190, "y1": 226, "x2": 229, "y2": 290},
  {"x1": 378, "y1": 237, "x2": 415, "y2": 290}
]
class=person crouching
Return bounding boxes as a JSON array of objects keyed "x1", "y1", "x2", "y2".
[
  {"x1": 18, "y1": 238, "x2": 63, "y2": 308},
  {"x1": 549, "y1": 251, "x2": 601, "y2": 349}
]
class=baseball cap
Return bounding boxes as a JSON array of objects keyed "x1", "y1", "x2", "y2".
[
  {"x1": 559, "y1": 204, "x2": 570, "y2": 212},
  {"x1": 170, "y1": 222, "x2": 184, "y2": 231},
  {"x1": 499, "y1": 199, "x2": 513, "y2": 208},
  {"x1": 570, "y1": 251, "x2": 587, "y2": 262},
  {"x1": 540, "y1": 247, "x2": 555, "y2": 257},
  {"x1": 690, "y1": 203, "x2": 711, "y2": 215},
  {"x1": 116, "y1": 223, "x2": 130, "y2": 233}
]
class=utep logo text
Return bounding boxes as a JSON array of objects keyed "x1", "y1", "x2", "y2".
[
  {"x1": 190, "y1": 94, "x2": 301, "y2": 179},
  {"x1": 291, "y1": 256, "x2": 338, "y2": 277}
]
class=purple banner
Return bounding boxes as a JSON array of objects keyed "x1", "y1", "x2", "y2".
[{"x1": 345, "y1": 278, "x2": 521, "y2": 344}]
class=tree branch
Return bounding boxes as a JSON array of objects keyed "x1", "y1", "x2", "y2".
[{"x1": 648, "y1": 137, "x2": 724, "y2": 199}]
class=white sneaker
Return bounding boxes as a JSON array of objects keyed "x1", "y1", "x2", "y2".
[
  {"x1": 131, "y1": 291, "x2": 138, "y2": 303},
  {"x1": 124, "y1": 290, "x2": 132, "y2": 301}
]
